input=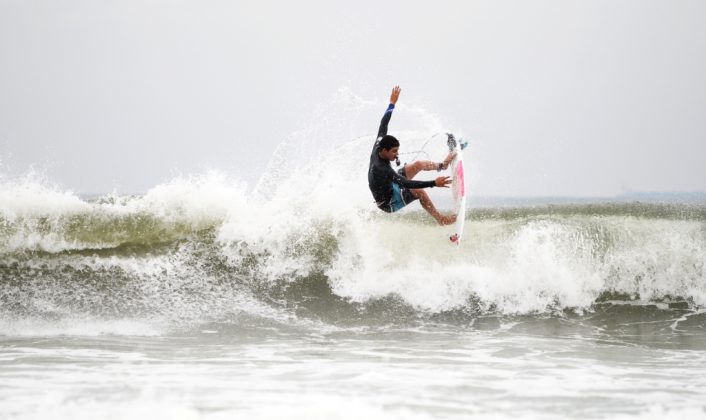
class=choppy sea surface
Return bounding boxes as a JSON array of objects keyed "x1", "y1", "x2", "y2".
[
  {"x1": 2, "y1": 170, "x2": 705, "y2": 419},
  {"x1": 2, "y1": 98, "x2": 706, "y2": 419}
]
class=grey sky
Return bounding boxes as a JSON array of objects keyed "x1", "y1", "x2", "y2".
[{"x1": 1, "y1": 0, "x2": 705, "y2": 196}]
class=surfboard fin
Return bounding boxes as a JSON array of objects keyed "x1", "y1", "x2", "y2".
[{"x1": 460, "y1": 140, "x2": 468, "y2": 150}]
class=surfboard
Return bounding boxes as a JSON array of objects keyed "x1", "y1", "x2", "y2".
[{"x1": 447, "y1": 134, "x2": 467, "y2": 245}]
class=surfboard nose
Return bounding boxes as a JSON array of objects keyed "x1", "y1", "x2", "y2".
[{"x1": 446, "y1": 133, "x2": 457, "y2": 151}]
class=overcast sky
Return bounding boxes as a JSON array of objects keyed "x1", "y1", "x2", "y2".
[{"x1": 1, "y1": 0, "x2": 705, "y2": 196}]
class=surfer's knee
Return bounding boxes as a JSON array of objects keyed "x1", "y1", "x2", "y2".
[
  {"x1": 411, "y1": 188, "x2": 427, "y2": 200},
  {"x1": 411, "y1": 161, "x2": 426, "y2": 172},
  {"x1": 413, "y1": 189, "x2": 436, "y2": 210},
  {"x1": 403, "y1": 161, "x2": 434, "y2": 180}
]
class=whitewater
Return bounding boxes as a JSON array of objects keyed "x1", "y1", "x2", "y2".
[{"x1": 2, "y1": 96, "x2": 706, "y2": 419}]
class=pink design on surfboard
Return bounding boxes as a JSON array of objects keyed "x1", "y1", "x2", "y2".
[{"x1": 456, "y1": 161, "x2": 465, "y2": 197}]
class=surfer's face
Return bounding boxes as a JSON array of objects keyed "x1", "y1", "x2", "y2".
[{"x1": 380, "y1": 146, "x2": 399, "y2": 162}]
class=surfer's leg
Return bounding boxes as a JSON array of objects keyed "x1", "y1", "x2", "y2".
[
  {"x1": 403, "y1": 161, "x2": 438, "y2": 179},
  {"x1": 403, "y1": 152, "x2": 456, "y2": 179},
  {"x1": 411, "y1": 189, "x2": 456, "y2": 225}
]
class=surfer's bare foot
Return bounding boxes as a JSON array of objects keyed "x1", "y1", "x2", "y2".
[
  {"x1": 440, "y1": 152, "x2": 456, "y2": 170},
  {"x1": 437, "y1": 214, "x2": 457, "y2": 226}
]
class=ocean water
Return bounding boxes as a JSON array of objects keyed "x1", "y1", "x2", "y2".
[
  {"x1": 2, "y1": 170, "x2": 706, "y2": 419},
  {"x1": 2, "y1": 96, "x2": 706, "y2": 418}
]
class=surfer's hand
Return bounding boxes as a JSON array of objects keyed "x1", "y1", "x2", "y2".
[
  {"x1": 435, "y1": 176, "x2": 452, "y2": 188},
  {"x1": 390, "y1": 85, "x2": 401, "y2": 105}
]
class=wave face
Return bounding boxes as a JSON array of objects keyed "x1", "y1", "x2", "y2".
[
  {"x1": 2, "y1": 94, "x2": 705, "y2": 331},
  {"x1": 2, "y1": 172, "x2": 705, "y2": 329}
]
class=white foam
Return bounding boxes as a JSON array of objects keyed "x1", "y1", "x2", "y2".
[
  {"x1": 2, "y1": 93, "x2": 705, "y2": 317},
  {"x1": 0, "y1": 170, "x2": 247, "y2": 253},
  {"x1": 326, "y1": 215, "x2": 705, "y2": 314},
  {"x1": 0, "y1": 317, "x2": 165, "y2": 337}
]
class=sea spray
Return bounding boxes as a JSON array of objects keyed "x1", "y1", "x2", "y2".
[
  {"x1": 1, "y1": 93, "x2": 705, "y2": 331},
  {"x1": 2, "y1": 170, "x2": 705, "y2": 326}
]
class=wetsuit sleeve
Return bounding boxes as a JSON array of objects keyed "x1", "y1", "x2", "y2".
[
  {"x1": 389, "y1": 166, "x2": 436, "y2": 189},
  {"x1": 377, "y1": 104, "x2": 395, "y2": 138}
]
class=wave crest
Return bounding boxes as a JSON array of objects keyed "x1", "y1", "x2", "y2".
[{"x1": 2, "y1": 170, "x2": 706, "y2": 323}]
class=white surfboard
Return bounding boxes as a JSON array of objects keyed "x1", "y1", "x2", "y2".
[{"x1": 447, "y1": 134, "x2": 467, "y2": 245}]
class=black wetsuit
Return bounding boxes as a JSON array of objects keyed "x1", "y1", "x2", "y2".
[{"x1": 368, "y1": 104, "x2": 436, "y2": 212}]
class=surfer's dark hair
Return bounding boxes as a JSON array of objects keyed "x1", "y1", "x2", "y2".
[{"x1": 378, "y1": 135, "x2": 399, "y2": 151}]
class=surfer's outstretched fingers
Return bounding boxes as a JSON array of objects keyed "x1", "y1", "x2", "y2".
[
  {"x1": 434, "y1": 176, "x2": 452, "y2": 188},
  {"x1": 390, "y1": 86, "x2": 401, "y2": 104}
]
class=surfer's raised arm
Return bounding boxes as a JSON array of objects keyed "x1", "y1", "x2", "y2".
[{"x1": 377, "y1": 85, "x2": 401, "y2": 139}]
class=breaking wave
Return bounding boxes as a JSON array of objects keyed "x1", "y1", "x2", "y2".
[
  {"x1": 1, "y1": 92, "x2": 705, "y2": 333},
  {"x1": 1, "y1": 172, "x2": 705, "y2": 329}
]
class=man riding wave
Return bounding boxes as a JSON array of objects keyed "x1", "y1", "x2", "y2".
[{"x1": 367, "y1": 86, "x2": 457, "y2": 225}]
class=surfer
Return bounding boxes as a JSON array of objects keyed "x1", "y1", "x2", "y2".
[{"x1": 368, "y1": 86, "x2": 457, "y2": 225}]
